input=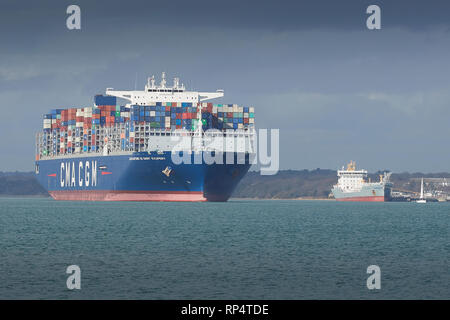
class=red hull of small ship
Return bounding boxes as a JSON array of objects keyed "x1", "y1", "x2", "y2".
[{"x1": 335, "y1": 196, "x2": 385, "y2": 202}]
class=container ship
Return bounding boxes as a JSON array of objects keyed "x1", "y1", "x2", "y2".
[
  {"x1": 331, "y1": 161, "x2": 392, "y2": 202},
  {"x1": 35, "y1": 73, "x2": 256, "y2": 201}
]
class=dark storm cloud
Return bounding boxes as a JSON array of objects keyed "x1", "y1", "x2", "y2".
[
  {"x1": 1, "y1": 0, "x2": 450, "y2": 35},
  {"x1": 1, "y1": 0, "x2": 450, "y2": 171}
]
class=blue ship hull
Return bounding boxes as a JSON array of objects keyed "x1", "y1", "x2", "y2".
[{"x1": 35, "y1": 151, "x2": 251, "y2": 202}]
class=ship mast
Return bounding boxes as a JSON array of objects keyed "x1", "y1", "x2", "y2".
[{"x1": 420, "y1": 178, "x2": 424, "y2": 199}]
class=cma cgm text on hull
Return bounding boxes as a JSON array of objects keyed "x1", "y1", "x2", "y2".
[{"x1": 35, "y1": 73, "x2": 279, "y2": 202}]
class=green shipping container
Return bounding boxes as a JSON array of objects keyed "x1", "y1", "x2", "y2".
[{"x1": 249, "y1": 113, "x2": 254, "y2": 118}]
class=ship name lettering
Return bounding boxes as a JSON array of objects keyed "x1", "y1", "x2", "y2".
[
  {"x1": 60, "y1": 160, "x2": 97, "y2": 187},
  {"x1": 78, "y1": 162, "x2": 83, "y2": 187}
]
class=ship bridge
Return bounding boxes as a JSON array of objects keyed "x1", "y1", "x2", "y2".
[{"x1": 105, "y1": 72, "x2": 224, "y2": 105}]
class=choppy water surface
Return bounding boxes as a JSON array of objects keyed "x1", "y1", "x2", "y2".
[{"x1": 0, "y1": 198, "x2": 448, "y2": 299}]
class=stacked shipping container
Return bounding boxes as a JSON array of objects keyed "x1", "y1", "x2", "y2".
[{"x1": 38, "y1": 97, "x2": 254, "y2": 159}]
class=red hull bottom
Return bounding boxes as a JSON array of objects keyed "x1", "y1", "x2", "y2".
[
  {"x1": 49, "y1": 190, "x2": 207, "y2": 202},
  {"x1": 335, "y1": 196, "x2": 385, "y2": 202}
]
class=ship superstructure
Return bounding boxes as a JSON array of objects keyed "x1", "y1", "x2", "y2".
[
  {"x1": 35, "y1": 73, "x2": 256, "y2": 201},
  {"x1": 331, "y1": 161, "x2": 392, "y2": 202}
]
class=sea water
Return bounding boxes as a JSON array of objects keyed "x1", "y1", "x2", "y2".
[{"x1": 0, "y1": 198, "x2": 448, "y2": 299}]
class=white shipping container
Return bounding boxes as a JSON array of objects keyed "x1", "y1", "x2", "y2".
[
  {"x1": 150, "y1": 111, "x2": 155, "y2": 116},
  {"x1": 244, "y1": 113, "x2": 249, "y2": 118},
  {"x1": 249, "y1": 107, "x2": 254, "y2": 113},
  {"x1": 249, "y1": 118, "x2": 254, "y2": 124},
  {"x1": 238, "y1": 107, "x2": 243, "y2": 113}
]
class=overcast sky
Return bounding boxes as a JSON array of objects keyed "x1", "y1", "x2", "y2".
[{"x1": 1, "y1": 0, "x2": 450, "y2": 172}]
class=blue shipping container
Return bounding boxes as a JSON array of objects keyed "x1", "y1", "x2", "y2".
[{"x1": 95, "y1": 95, "x2": 116, "y2": 106}]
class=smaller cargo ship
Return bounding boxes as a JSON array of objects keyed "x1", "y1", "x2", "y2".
[{"x1": 331, "y1": 161, "x2": 392, "y2": 202}]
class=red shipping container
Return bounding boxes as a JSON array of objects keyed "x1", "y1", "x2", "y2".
[
  {"x1": 130, "y1": 137, "x2": 134, "y2": 143},
  {"x1": 244, "y1": 118, "x2": 249, "y2": 124},
  {"x1": 227, "y1": 112, "x2": 233, "y2": 118},
  {"x1": 165, "y1": 106, "x2": 170, "y2": 111}
]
